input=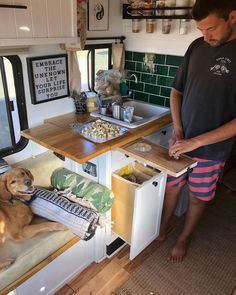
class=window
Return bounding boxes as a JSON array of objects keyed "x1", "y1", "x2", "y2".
[
  {"x1": 76, "y1": 43, "x2": 112, "y2": 92},
  {"x1": 0, "y1": 56, "x2": 28, "y2": 158}
]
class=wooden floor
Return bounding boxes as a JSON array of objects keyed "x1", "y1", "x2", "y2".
[
  {"x1": 54, "y1": 215, "x2": 183, "y2": 295},
  {"x1": 54, "y1": 184, "x2": 235, "y2": 295}
]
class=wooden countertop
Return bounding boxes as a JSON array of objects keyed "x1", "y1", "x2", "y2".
[{"x1": 21, "y1": 112, "x2": 172, "y2": 164}]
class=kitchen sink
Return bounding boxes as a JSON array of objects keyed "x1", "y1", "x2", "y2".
[{"x1": 90, "y1": 99, "x2": 170, "y2": 128}]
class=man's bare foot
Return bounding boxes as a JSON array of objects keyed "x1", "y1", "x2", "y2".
[{"x1": 167, "y1": 239, "x2": 189, "y2": 263}]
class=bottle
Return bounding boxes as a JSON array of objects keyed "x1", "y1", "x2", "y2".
[
  {"x1": 146, "y1": 19, "x2": 155, "y2": 33},
  {"x1": 179, "y1": 19, "x2": 189, "y2": 34},
  {"x1": 132, "y1": 19, "x2": 141, "y2": 33},
  {"x1": 156, "y1": 0, "x2": 165, "y2": 16},
  {"x1": 175, "y1": 0, "x2": 189, "y2": 15},
  {"x1": 162, "y1": 19, "x2": 172, "y2": 34},
  {"x1": 164, "y1": 0, "x2": 175, "y2": 16}
]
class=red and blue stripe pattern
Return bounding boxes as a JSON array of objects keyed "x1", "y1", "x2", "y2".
[{"x1": 167, "y1": 158, "x2": 225, "y2": 201}]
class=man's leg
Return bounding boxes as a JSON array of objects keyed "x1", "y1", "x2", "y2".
[
  {"x1": 157, "y1": 185, "x2": 182, "y2": 241},
  {"x1": 168, "y1": 193, "x2": 206, "y2": 262},
  {"x1": 168, "y1": 157, "x2": 225, "y2": 263}
]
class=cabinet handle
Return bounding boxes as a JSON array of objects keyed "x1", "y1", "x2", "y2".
[
  {"x1": 152, "y1": 181, "x2": 158, "y2": 187},
  {"x1": 187, "y1": 167, "x2": 193, "y2": 173},
  {"x1": 0, "y1": 4, "x2": 27, "y2": 9}
]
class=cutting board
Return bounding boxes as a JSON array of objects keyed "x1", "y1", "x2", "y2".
[{"x1": 119, "y1": 138, "x2": 197, "y2": 177}]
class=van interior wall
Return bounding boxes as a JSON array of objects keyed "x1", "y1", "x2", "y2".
[
  {"x1": 5, "y1": 44, "x2": 74, "y2": 165},
  {"x1": 5, "y1": 2, "x2": 201, "y2": 165}
]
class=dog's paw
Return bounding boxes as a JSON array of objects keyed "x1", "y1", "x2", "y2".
[
  {"x1": 51, "y1": 222, "x2": 68, "y2": 231},
  {"x1": 0, "y1": 258, "x2": 16, "y2": 270}
]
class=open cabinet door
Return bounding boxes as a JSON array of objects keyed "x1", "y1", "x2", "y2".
[{"x1": 129, "y1": 172, "x2": 167, "y2": 260}]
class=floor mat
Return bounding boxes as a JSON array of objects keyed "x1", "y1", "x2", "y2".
[{"x1": 114, "y1": 188, "x2": 236, "y2": 295}]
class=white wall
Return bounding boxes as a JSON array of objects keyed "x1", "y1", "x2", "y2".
[
  {"x1": 123, "y1": 19, "x2": 201, "y2": 56},
  {"x1": 5, "y1": 44, "x2": 74, "y2": 164},
  {"x1": 87, "y1": 1, "x2": 201, "y2": 56}
]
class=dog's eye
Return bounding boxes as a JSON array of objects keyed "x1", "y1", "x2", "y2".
[{"x1": 10, "y1": 180, "x2": 17, "y2": 184}]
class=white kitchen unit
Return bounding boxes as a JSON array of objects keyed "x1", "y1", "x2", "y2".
[
  {"x1": 14, "y1": 238, "x2": 94, "y2": 295},
  {"x1": 112, "y1": 163, "x2": 167, "y2": 260},
  {"x1": 0, "y1": 0, "x2": 77, "y2": 46},
  {"x1": 65, "y1": 139, "x2": 197, "y2": 260}
]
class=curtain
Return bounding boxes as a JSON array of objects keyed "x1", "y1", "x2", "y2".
[
  {"x1": 112, "y1": 43, "x2": 125, "y2": 72},
  {"x1": 61, "y1": 3, "x2": 87, "y2": 96}
]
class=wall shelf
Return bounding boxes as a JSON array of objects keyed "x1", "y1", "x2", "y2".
[{"x1": 122, "y1": 4, "x2": 192, "y2": 19}]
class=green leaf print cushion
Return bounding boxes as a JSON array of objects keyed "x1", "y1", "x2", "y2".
[{"x1": 51, "y1": 168, "x2": 114, "y2": 213}]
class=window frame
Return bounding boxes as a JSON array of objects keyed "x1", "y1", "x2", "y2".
[
  {"x1": 83, "y1": 43, "x2": 112, "y2": 92},
  {"x1": 0, "y1": 55, "x2": 28, "y2": 158}
]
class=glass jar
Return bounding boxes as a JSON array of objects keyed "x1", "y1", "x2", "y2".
[
  {"x1": 179, "y1": 19, "x2": 189, "y2": 34},
  {"x1": 156, "y1": 0, "x2": 165, "y2": 16},
  {"x1": 162, "y1": 19, "x2": 172, "y2": 34},
  {"x1": 146, "y1": 19, "x2": 155, "y2": 33},
  {"x1": 164, "y1": 0, "x2": 176, "y2": 16},
  {"x1": 132, "y1": 19, "x2": 141, "y2": 33},
  {"x1": 175, "y1": 0, "x2": 189, "y2": 15},
  {"x1": 143, "y1": 1, "x2": 154, "y2": 16}
]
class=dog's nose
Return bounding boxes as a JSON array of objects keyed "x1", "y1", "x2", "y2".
[{"x1": 24, "y1": 179, "x2": 32, "y2": 187}]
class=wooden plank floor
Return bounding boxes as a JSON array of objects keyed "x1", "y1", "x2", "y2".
[{"x1": 54, "y1": 215, "x2": 182, "y2": 295}]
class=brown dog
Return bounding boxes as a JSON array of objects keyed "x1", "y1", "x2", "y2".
[{"x1": 0, "y1": 167, "x2": 67, "y2": 269}]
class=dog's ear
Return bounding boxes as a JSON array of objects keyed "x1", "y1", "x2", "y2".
[
  {"x1": 22, "y1": 168, "x2": 34, "y2": 181},
  {"x1": 0, "y1": 173, "x2": 11, "y2": 200}
]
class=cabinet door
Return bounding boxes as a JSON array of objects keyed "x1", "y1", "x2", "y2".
[
  {"x1": 31, "y1": 0, "x2": 47, "y2": 37},
  {"x1": 130, "y1": 172, "x2": 167, "y2": 260},
  {"x1": 46, "y1": 0, "x2": 76, "y2": 38},
  {"x1": 61, "y1": 0, "x2": 76, "y2": 37},
  {"x1": 0, "y1": 0, "x2": 17, "y2": 38},
  {"x1": 46, "y1": 0, "x2": 61, "y2": 37},
  {"x1": 14, "y1": 0, "x2": 33, "y2": 38}
]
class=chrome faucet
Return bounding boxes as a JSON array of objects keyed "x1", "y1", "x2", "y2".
[{"x1": 129, "y1": 73, "x2": 138, "y2": 84}]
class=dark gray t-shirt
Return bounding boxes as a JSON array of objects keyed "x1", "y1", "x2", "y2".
[{"x1": 172, "y1": 37, "x2": 236, "y2": 161}]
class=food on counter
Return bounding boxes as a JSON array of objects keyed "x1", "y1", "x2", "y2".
[
  {"x1": 172, "y1": 153, "x2": 180, "y2": 160},
  {"x1": 81, "y1": 119, "x2": 121, "y2": 139}
]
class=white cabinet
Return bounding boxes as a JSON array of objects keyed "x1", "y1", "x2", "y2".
[
  {"x1": 0, "y1": 0, "x2": 77, "y2": 46},
  {"x1": 112, "y1": 163, "x2": 166, "y2": 260},
  {"x1": 145, "y1": 123, "x2": 173, "y2": 148}
]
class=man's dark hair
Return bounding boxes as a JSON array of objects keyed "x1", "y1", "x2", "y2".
[{"x1": 192, "y1": 0, "x2": 236, "y2": 21}]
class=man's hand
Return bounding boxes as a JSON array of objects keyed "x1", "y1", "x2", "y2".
[
  {"x1": 169, "y1": 138, "x2": 201, "y2": 158},
  {"x1": 168, "y1": 128, "x2": 184, "y2": 148}
]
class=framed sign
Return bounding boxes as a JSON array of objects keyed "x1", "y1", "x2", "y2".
[
  {"x1": 27, "y1": 54, "x2": 69, "y2": 105},
  {"x1": 88, "y1": 0, "x2": 109, "y2": 31}
]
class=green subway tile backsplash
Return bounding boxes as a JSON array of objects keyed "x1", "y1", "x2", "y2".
[
  {"x1": 133, "y1": 91, "x2": 149, "y2": 102},
  {"x1": 125, "y1": 50, "x2": 183, "y2": 107},
  {"x1": 149, "y1": 95, "x2": 166, "y2": 106},
  {"x1": 166, "y1": 55, "x2": 183, "y2": 67},
  {"x1": 125, "y1": 51, "x2": 133, "y2": 61},
  {"x1": 145, "y1": 84, "x2": 160, "y2": 96},
  {"x1": 133, "y1": 52, "x2": 145, "y2": 62},
  {"x1": 141, "y1": 73, "x2": 157, "y2": 84}
]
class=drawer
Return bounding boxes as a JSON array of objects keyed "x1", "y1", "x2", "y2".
[
  {"x1": 111, "y1": 162, "x2": 166, "y2": 260},
  {"x1": 111, "y1": 150, "x2": 134, "y2": 172},
  {"x1": 145, "y1": 123, "x2": 173, "y2": 148}
]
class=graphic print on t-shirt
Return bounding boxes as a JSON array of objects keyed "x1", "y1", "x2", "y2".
[{"x1": 210, "y1": 57, "x2": 231, "y2": 76}]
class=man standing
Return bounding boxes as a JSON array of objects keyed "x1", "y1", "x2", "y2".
[{"x1": 158, "y1": 0, "x2": 236, "y2": 262}]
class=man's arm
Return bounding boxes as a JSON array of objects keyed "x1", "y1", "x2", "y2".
[
  {"x1": 168, "y1": 88, "x2": 184, "y2": 147},
  {"x1": 169, "y1": 118, "x2": 236, "y2": 158}
]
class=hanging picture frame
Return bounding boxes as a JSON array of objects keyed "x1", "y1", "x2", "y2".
[
  {"x1": 27, "y1": 54, "x2": 69, "y2": 105},
  {"x1": 88, "y1": 0, "x2": 109, "y2": 31}
]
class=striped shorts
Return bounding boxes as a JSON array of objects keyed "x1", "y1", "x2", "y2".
[{"x1": 167, "y1": 157, "x2": 225, "y2": 201}]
